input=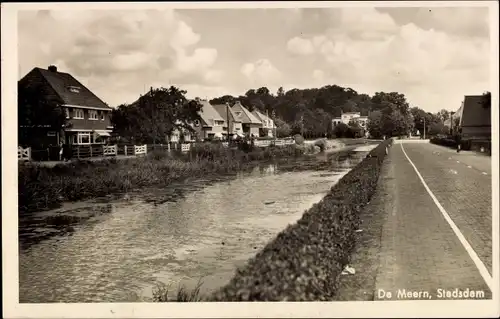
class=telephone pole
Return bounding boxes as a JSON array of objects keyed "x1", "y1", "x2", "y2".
[
  {"x1": 423, "y1": 116, "x2": 426, "y2": 140},
  {"x1": 226, "y1": 102, "x2": 231, "y2": 143}
]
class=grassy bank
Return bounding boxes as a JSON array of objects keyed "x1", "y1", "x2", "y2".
[
  {"x1": 18, "y1": 143, "x2": 305, "y2": 215},
  {"x1": 202, "y1": 138, "x2": 393, "y2": 301}
]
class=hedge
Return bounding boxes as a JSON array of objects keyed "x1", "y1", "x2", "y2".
[
  {"x1": 208, "y1": 138, "x2": 393, "y2": 301},
  {"x1": 430, "y1": 137, "x2": 472, "y2": 150}
]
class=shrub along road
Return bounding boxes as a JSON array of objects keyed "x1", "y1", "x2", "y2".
[{"x1": 336, "y1": 141, "x2": 492, "y2": 300}]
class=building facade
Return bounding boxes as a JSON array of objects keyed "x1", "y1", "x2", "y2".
[
  {"x1": 231, "y1": 102, "x2": 262, "y2": 137},
  {"x1": 332, "y1": 111, "x2": 368, "y2": 129},
  {"x1": 18, "y1": 65, "x2": 113, "y2": 147}
]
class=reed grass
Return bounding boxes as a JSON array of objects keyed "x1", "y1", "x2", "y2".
[{"x1": 18, "y1": 143, "x2": 304, "y2": 214}]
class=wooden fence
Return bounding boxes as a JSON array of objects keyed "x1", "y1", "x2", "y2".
[
  {"x1": 18, "y1": 147, "x2": 31, "y2": 161},
  {"x1": 68, "y1": 144, "x2": 147, "y2": 159}
]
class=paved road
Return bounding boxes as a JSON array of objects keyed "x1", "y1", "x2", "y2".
[{"x1": 372, "y1": 141, "x2": 492, "y2": 300}]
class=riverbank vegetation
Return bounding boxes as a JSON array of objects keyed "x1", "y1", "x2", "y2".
[
  {"x1": 18, "y1": 143, "x2": 305, "y2": 215},
  {"x1": 200, "y1": 138, "x2": 393, "y2": 301}
]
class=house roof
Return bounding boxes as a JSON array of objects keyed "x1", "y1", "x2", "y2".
[
  {"x1": 212, "y1": 104, "x2": 241, "y2": 123},
  {"x1": 251, "y1": 110, "x2": 273, "y2": 123},
  {"x1": 461, "y1": 95, "x2": 490, "y2": 127},
  {"x1": 231, "y1": 102, "x2": 262, "y2": 124},
  {"x1": 198, "y1": 100, "x2": 225, "y2": 126},
  {"x1": 30, "y1": 67, "x2": 111, "y2": 110}
]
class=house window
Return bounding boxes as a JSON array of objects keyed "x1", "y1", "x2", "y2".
[
  {"x1": 76, "y1": 132, "x2": 91, "y2": 145},
  {"x1": 234, "y1": 111, "x2": 242, "y2": 116},
  {"x1": 47, "y1": 131, "x2": 56, "y2": 137},
  {"x1": 74, "y1": 109, "x2": 84, "y2": 119},
  {"x1": 89, "y1": 110, "x2": 99, "y2": 120},
  {"x1": 214, "y1": 120, "x2": 224, "y2": 126},
  {"x1": 100, "y1": 112, "x2": 105, "y2": 121},
  {"x1": 65, "y1": 108, "x2": 70, "y2": 119}
]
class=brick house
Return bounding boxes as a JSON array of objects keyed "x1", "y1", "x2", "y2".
[
  {"x1": 231, "y1": 102, "x2": 262, "y2": 137},
  {"x1": 191, "y1": 99, "x2": 227, "y2": 140},
  {"x1": 459, "y1": 95, "x2": 491, "y2": 139},
  {"x1": 213, "y1": 103, "x2": 244, "y2": 139},
  {"x1": 251, "y1": 110, "x2": 275, "y2": 137},
  {"x1": 18, "y1": 65, "x2": 113, "y2": 147}
]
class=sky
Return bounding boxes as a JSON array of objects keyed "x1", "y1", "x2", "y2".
[{"x1": 18, "y1": 5, "x2": 492, "y2": 113}]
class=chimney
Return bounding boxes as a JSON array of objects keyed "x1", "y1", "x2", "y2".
[{"x1": 48, "y1": 65, "x2": 57, "y2": 72}]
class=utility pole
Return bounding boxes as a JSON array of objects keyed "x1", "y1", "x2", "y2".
[
  {"x1": 301, "y1": 114, "x2": 304, "y2": 137},
  {"x1": 450, "y1": 111, "x2": 455, "y2": 136},
  {"x1": 226, "y1": 102, "x2": 231, "y2": 143},
  {"x1": 423, "y1": 116, "x2": 426, "y2": 140}
]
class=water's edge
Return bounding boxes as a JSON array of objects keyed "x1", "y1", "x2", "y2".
[{"x1": 19, "y1": 145, "x2": 376, "y2": 303}]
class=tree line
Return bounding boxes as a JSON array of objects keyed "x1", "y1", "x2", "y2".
[{"x1": 19, "y1": 79, "x2": 491, "y2": 146}]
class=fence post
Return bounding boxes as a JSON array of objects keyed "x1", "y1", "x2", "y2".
[
  {"x1": 90, "y1": 145, "x2": 93, "y2": 157},
  {"x1": 144, "y1": 144, "x2": 148, "y2": 155},
  {"x1": 27, "y1": 147, "x2": 31, "y2": 161},
  {"x1": 124, "y1": 145, "x2": 127, "y2": 156},
  {"x1": 77, "y1": 146, "x2": 80, "y2": 159},
  {"x1": 102, "y1": 145, "x2": 105, "y2": 156},
  {"x1": 114, "y1": 144, "x2": 118, "y2": 156}
]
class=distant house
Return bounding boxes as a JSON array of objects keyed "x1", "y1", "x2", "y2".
[
  {"x1": 191, "y1": 99, "x2": 227, "y2": 140},
  {"x1": 168, "y1": 120, "x2": 196, "y2": 144},
  {"x1": 231, "y1": 102, "x2": 262, "y2": 137},
  {"x1": 18, "y1": 65, "x2": 113, "y2": 147},
  {"x1": 251, "y1": 110, "x2": 275, "y2": 138},
  {"x1": 212, "y1": 104, "x2": 244, "y2": 139},
  {"x1": 332, "y1": 111, "x2": 369, "y2": 133},
  {"x1": 459, "y1": 95, "x2": 491, "y2": 139}
]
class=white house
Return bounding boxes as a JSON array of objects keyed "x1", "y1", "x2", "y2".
[
  {"x1": 251, "y1": 110, "x2": 275, "y2": 138},
  {"x1": 332, "y1": 111, "x2": 368, "y2": 130}
]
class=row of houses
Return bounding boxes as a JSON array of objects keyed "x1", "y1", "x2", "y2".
[
  {"x1": 168, "y1": 99, "x2": 275, "y2": 144},
  {"x1": 18, "y1": 65, "x2": 275, "y2": 147}
]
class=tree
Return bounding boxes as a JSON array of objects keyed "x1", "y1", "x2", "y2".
[
  {"x1": 371, "y1": 92, "x2": 410, "y2": 115},
  {"x1": 481, "y1": 91, "x2": 491, "y2": 108},
  {"x1": 111, "y1": 86, "x2": 202, "y2": 144},
  {"x1": 436, "y1": 109, "x2": 450, "y2": 123},
  {"x1": 347, "y1": 119, "x2": 362, "y2": 138},
  {"x1": 276, "y1": 86, "x2": 285, "y2": 97},
  {"x1": 367, "y1": 110, "x2": 383, "y2": 139},
  {"x1": 333, "y1": 122, "x2": 350, "y2": 138},
  {"x1": 428, "y1": 122, "x2": 448, "y2": 136},
  {"x1": 18, "y1": 82, "x2": 68, "y2": 147},
  {"x1": 274, "y1": 117, "x2": 291, "y2": 138}
]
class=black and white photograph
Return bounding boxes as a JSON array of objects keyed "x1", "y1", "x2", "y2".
[{"x1": 2, "y1": 1, "x2": 499, "y2": 318}]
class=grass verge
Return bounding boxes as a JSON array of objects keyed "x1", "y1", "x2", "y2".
[
  {"x1": 202, "y1": 138, "x2": 393, "y2": 301},
  {"x1": 18, "y1": 143, "x2": 305, "y2": 215}
]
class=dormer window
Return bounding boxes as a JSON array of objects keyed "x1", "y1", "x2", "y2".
[{"x1": 68, "y1": 86, "x2": 81, "y2": 93}]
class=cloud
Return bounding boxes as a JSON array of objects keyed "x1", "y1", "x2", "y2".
[
  {"x1": 286, "y1": 37, "x2": 315, "y2": 55},
  {"x1": 282, "y1": 7, "x2": 490, "y2": 111},
  {"x1": 18, "y1": 9, "x2": 222, "y2": 106},
  {"x1": 377, "y1": 7, "x2": 489, "y2": 38},
  {"x1": 17, "y1": 7, "x2": 492, "y2": 113},
  {"x1": 241, "y1": 58, "x2": 282, "y2": 87}
]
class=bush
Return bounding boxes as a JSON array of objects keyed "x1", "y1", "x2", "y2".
[
  {"x1": 207, "y1": 139, "x2": 393, "y2": 301},
  {"x1": 430, "y1": 137, "x2": 472, "y2": 151},
  {"x1": 293, "y1": 134, "x2": 305, "y2": 145},
  {"x1": 313, "y1": 139, "x2": 327, "y2": 152}
]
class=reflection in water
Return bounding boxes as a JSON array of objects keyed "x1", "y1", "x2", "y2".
[{"x1": 19, "y1": 150, "x2": 369, "y2": 303}]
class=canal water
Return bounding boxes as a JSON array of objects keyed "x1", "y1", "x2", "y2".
[{"x1": 19, "y1": 145, "x2": 376, "y2": 303}]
